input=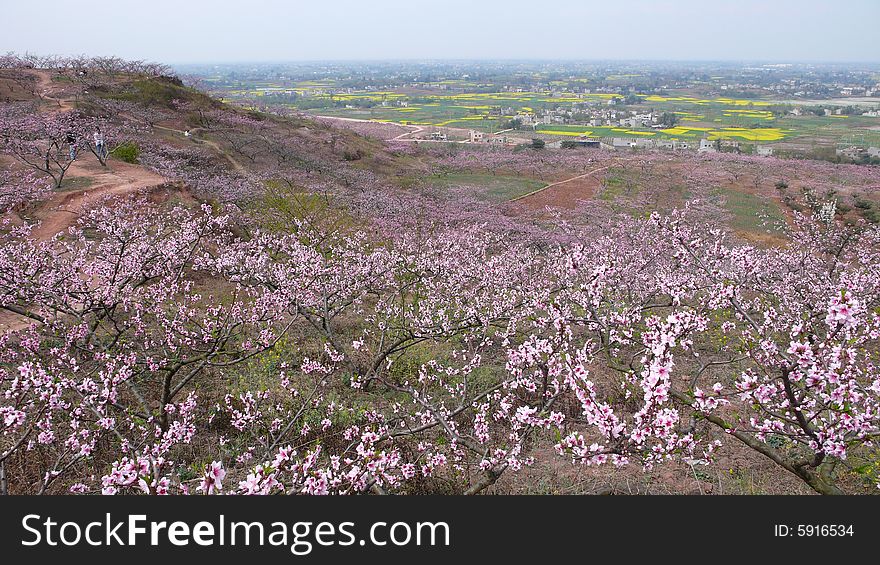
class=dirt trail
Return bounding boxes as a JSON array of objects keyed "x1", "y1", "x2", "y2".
[
  {"x1": 32, "y1": 70, "x2": 75, "y2": 112},
  {"x1": 392, "y1": 124, "x2": 423, "y2": 140},
  {"x1": 14, "y1": 71, "x2": 172, "y2": 240},
  {"x1": 1, "y1": 155, "x2": 167, "y2": 332},
  {"x1": 30, "y1": 159, "x2": 167, "y2": 241},
  {"x1": 507, "y1": 164, "x2": 613, "y2": 212},
  {"x1": 0, "y1": 71, "x2": 170, "y2": 331},
  {"x1": 0, "y1": 159, "x2": 167, "y2": 335},
  {"x1": 509, "y1": 165, "x2": 611, "y2": 203},
  {"x1": 153, "y1": 124, "x2": 246, "y2": 173}
]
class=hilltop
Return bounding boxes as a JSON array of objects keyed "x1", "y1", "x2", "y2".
[{"x1": 1, "y1": 59, "x2": 425, "y2": 241}]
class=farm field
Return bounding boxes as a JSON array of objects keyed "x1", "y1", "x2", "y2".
[{"x1": 210, "y1": 79, "x2": 880, "y2": 153}]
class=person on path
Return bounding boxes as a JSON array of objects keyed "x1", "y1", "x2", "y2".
[
  {"x1": 66, "y1": 131, "x2": 77, "y2": 161},
  {"x1": 93, "y1": 128, "x2": 105, "y2": 159}
]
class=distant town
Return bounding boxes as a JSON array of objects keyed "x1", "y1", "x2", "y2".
[{"x1": 178, "y1": 60, "x2": 880, "y2": 165}]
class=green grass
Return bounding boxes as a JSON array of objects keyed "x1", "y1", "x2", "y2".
[
  {"x1": 777, "y1": 115, "x2": 880, "y2": 146},
  {"x1": 427, "y1": 172, "x2": 546, "y2": 202},
  {"x1": 598, "y1": 173, "x2": 625, "y2": 201},
  {"x1": 718, "y1": 189, "x2": 784, "y2": 234},
  {"x1": 57, "y1": 176, "x2": 94, "y2": 191},
  {"x1": 110, "y1": 142, "x2": 140, "y2": 164},
  {"x1": 597, "y1": 167, "x2": 643, "y2": 204},
  {"x1": 106, "y1": 76, "x2": 214, "y2": 109}
]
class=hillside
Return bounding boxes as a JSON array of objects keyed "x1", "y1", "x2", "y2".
[
  {"x1": 5, "y1": 63, "x2": 879, "y2": 246},
  {"x1": 1, "y1": 65, "x2": 424, "y2": 235},
  {"x1": 1, "y1": 58, "x2": 880, "y2": 497}
]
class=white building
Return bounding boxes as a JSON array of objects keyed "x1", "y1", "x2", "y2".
[{"x1": 698, "y1": 139, "x2": 717, "y2": 153}]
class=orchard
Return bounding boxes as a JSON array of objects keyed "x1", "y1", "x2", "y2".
[{"x1": 1, "y1": 55, "x2": 879, "y2": 496}]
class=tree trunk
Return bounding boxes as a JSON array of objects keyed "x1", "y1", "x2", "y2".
[{"x1": 0, "y1": 460, "x2": 8, "y2": 496}]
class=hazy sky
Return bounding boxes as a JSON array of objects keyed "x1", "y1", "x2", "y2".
[{"x1": 4, "y1": 0, "x2": 879, "y2": 64}]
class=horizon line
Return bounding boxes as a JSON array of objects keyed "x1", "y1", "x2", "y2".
[{"x1": 167, "y1": 57, "x2": 880, "y2": 67}]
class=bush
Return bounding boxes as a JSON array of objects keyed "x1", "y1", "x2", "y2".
[
  {"x1": 110, "y1": 142, "x2": 140, "y2": 164},
  {"x1": 531, "y1": 138, "x2": 545, "y2": 149},
  {"x1": 853, "y1": 196, "x2": 873, "y2": 210},
  {"x1": 864, "y1": 209, "x2": 880, "y2": 224},
  {"x1": 342, "y1": 149, "x2": 364, "y2": 161}
]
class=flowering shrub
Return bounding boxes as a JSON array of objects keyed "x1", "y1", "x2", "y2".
[{"x1": 1, "y1": 194, "x2": 878, "y2": 495}]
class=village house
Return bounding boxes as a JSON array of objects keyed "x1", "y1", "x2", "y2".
[
  {"x1": 610, "y1": 137, "x2": 636, "y2": 149},
  {"x1": 698, "y1": 138, "x2": 717, "y2": 153}
]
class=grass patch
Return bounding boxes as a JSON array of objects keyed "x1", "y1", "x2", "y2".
[
  {"x1": 106, "y1": 76, "x2": 214, "y2": 109},
  {"x1": 718, "y1": 189, "x2": 784, "y2": 234},
  {"x1": 57, "y1": 176, "x2": 95, "y2": 191},
  {"x1": 427, "y1": 172, "x2": 546, "y2": 202},
  {"x1": 110, "y1": 142, "x2": 140, "y2": 164},
  {"x1": 597, "y1": 168, "x2": 642, "y2": 205}
]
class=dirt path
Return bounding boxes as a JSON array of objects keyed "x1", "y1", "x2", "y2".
[
  {"x1": 29, "y1": 159, "x2": 167, "y2": 241},
  {"x1": 153, "y1": 124, "x2": 246, "y2": 173},
  {"x1": 392, "y1": 124, "x2": 423, "y2": 140},
  {"x1": 10, "y1": 75, "x2": 171, "y2": 240},
  {"x1": 509, "y1": 165, "x2": 611, "y2": 203},
  {"x1": 32, "y1": 70, "x2": 75, "y2": 112},
  {"x1": 1, "y1": 150, "x2": 168, "y2": 332},
  {"x1": 0, "y1": 73, "x2": 225, "y2": 331}
]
